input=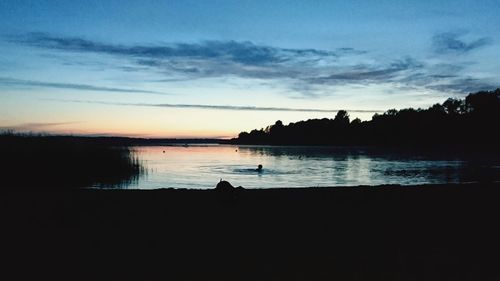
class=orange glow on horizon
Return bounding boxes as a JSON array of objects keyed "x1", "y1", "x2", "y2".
[{"x1": 17, "y1": 127, "x2": 239, "y2": 139}]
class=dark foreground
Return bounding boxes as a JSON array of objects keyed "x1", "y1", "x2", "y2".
[{"x1": 2, "y1": 183, "x2": 500, "y2": 280}]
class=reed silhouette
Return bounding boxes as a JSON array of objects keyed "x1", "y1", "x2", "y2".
[
  {"x1": 0, "y1": 133, "x2": 143, "y2": 188},
  {"x1": 233, "y1": 89, "x2": 500, "y2": 146}
]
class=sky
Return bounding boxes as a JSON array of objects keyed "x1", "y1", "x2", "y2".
[{"x1": 1, "y1": 0, "x2": 499, "y2": 138}]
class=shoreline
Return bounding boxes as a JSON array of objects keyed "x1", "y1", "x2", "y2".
[{"x1": 3, "y1": 182, "x2": 500, "y2": 280}]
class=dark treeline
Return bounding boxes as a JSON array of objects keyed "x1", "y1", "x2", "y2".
[
  {"x1": 232, "y1": 89, "x2": 500, "y2": 146},
  {"x1": 0, "y1": 134, "x2": 143, "y2": 188}
]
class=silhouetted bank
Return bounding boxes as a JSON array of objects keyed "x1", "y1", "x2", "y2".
[
  {"x1": 0, "y1": 134, "x2": 143, "y2": 188},
  {"x1": 232, "y1": 89, "x2": 500, "y2": 146},
  {"x1": 2, "y1": 182, "x2": 499, "y2": 280}
]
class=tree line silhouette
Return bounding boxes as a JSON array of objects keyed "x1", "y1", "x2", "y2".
[{"x1": 232, "y1": 89, "x2": 500, "y2": 146}]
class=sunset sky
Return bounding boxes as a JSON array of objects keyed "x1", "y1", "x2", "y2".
[{"x1": 1, "y1": 0, "x2": 499, "y2": 138}]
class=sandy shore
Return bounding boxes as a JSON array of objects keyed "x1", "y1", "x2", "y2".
[{"x1": 2, "y1": 183, "x2": 500, "y2": 280}]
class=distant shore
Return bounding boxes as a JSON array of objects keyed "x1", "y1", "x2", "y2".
[{"x1": 3, "y1": 182, "x2": 500, "y2": 280}]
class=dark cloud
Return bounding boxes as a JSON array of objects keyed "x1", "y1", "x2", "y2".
[
  {"x1": 13, "y1": 32, "x2": 338, "y2": 66},
  {"x1": 310, "y1": 58, "x2": 423, "y2": 84},
  {"x1": 429, "y1": 78, "x2": 496, "y2": 93},
  {"x1": 8, "y1": 32, "x2": 496, "y2": 95},
  {"x1": 396, "y1": 60, "x2": 498, "y2": 94},
  {"x1": 47, "y1": 99, "x2": 384, "y2": 113},
  {"x1": 9, "y1": 32, "x2": 353, "y2": 82},
  {"x1": 432, "y1": 32, "x2": 492, "y2": 54},
  {"x1": 0, "y1": 77, "x2": 168, "y2": 95}
]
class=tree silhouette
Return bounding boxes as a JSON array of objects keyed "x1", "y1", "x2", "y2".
[
  {"x1": 334, "y1": 110, "x2": 350, "y2": 125},
  {"x1": 233, "y1": 89, "x2": 500, "y2": 146}
]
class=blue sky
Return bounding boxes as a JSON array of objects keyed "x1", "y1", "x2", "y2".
[{"x1": 1, "y1": 0, "x2": 499, "y2": 137}]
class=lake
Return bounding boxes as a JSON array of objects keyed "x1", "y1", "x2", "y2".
[{"x1": 108, "y1": 145, "x2": 499, "y2": 189}]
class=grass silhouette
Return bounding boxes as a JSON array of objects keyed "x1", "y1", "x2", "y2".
[{"x1": 0, "y1": 133, "x2": 143, "y2": 188}]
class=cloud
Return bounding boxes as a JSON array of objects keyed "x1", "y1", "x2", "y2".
[
  {"x1": 428, "y1": 78, "x2": 496, "y2": 93},
  {"x1": 9, "y1": 32, "x2": 357, "y2": 82},
  {"x1": 0, "y1": 121, "x2": 81, "y2": 132},
  {"x1": 432, "y1": 32, "x2": 493, "y2": 54},
  {"x1": 0, "y1": 77, "x2": 169, "y2": 95},
  {"x1": 13, "y1": 32, "x2": 338, "y2": 66},
  {"x1": 47, "y1": 99, "x2": 384, "y2": 113},
  {"x1": 8, "y1": 32, "x2": 497, "y2": 96},
  {"x1": 309, "y1": 58, "x2": 423, "y2": 84}
]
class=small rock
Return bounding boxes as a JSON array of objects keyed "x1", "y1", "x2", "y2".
[
  {"x1": 215, "y1": 180, "x2": 244, "y2": 191},
  {"x1": 215, "y1": 180, "x2": 234, "y2": 191}
]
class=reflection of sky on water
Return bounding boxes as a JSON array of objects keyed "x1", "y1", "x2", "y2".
[{"x1": 121, "y1": 145, "x2": 499, "y2": 189}]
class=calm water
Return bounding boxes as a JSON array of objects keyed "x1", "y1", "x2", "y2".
[{"x1": 112, "y1": 145, "x2": 500, "y2": 189}]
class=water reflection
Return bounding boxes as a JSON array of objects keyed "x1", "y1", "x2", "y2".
[{"x1": 119, "y1": 145, "x2": 499, "y2": 189}]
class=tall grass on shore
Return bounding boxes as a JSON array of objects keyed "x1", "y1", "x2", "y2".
[{"x1": 0, "y1": 133, "x2": 143, "y2": 189}]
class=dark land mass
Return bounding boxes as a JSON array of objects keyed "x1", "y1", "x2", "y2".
[
  {"x1": 2, "y1": 183, "x2": 500, "y2": 280},
  {"x1": 0, "y1": 134, "x2": 143, "y2": 188},
  {"x1": 232, "y1": 89, "x2": 500, "y2": 146}
]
